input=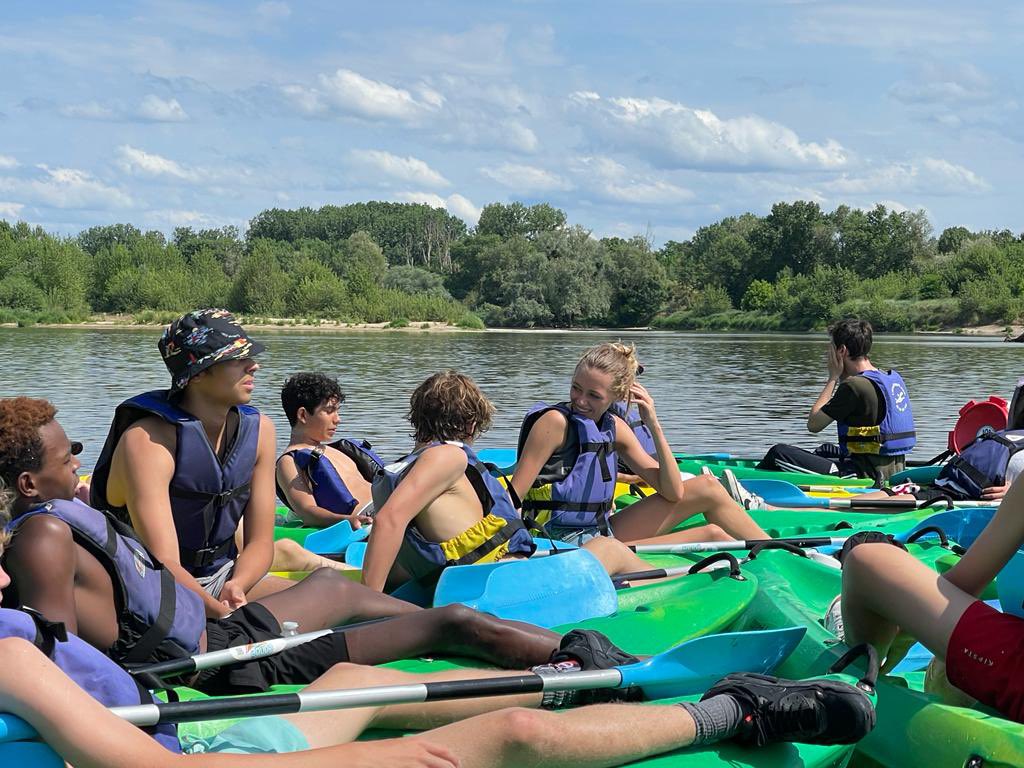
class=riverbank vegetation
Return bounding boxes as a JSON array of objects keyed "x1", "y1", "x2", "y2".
[{"x1": 1, "y1": 200, "x2": 1022, "y2": 331}]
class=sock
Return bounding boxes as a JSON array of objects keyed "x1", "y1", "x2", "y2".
[{"x1": 678, "y1": 694, "x2": 746, "y2": 745}]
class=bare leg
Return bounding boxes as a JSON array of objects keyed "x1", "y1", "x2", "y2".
[
  {"x1": 611, "y1": 475, "x2": 768, "y2": 542},
  {"x1": 247, "y1": 573, "x2": 302, "y2": 600},
  {"x1": 841, "y1": 543, "x2": 974, "y2": 659},
  {"x1": 269, "y1": 537, "x2": 357, "y2": 574},
  {"x1": 406, "y1": 704, "x2": 697, "y2": 768}
]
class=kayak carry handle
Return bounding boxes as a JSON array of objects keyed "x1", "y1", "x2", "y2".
[
  {"x1": 687, "y1": 552, "x2": 744, "y2": 580},
  {"x1": 831, "y1": 521, "x2": 855, "y2": 530},
  {"x1": 746, "y1": 541, "x2": 809, "y2": 560},
  {"x1": 828, "y1": 643, "x2": 880, "y2": 693},
  {"x1": 904, "y1": 525, "x2": 950, "y2": 548}
]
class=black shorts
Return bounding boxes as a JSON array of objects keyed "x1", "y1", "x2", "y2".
[{"x1": 194, "y1": 602, "x2": 350, "y2": 695}]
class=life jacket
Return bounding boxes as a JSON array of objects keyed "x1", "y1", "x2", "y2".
[
  {"x1": 0, "y1": 607, "x2": 180, "y2": 752},
  {"x1": 91, "y1": 390, "x2": 260, "y2": 576},
  {"x1": 7, "y1": 499, "x2": 205, "y2": 665},
  {"x1": 517, "y1": 402, "x2": 618, "y2": 534},
  {"x1": 371, "y1": 442, "x2": 535, "y2": 582},
  {"x1": 607, "y1": 401, "x2": 655, "y2": 472},
  {"x1": 936, "y1": 429, "x2": 1024, "y2": 499},
  {"x1": 836, "y1": 369, "x2": 916, "y2": 456},
  {"x1": 277, "y1": 438, "x2": 385, "y2": 516}
]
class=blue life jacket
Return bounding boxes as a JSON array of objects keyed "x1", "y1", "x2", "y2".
[
  {"x1": 371, "y1": 442, "x2": 535, "y2": 582},
  {"x1": 936, "y1": 429, "x2": 1024, "y2": 499},
  {"x1": 277, "y1": 438, "x2": 385, "y2": 516},
  {"x1": 0, "y1": 607, "x2": 180, "y2": 752},
  {"x1": 8, "y1": 499, "x2": 205, "y2": 666},
  {"x1": 91, "y1": 390, "x2": 260, "y2": 576},
  {"x1": 607, "y1": 401, "x2": 656, "y2": 471},
  {"x1": 517, "y1": 402, "x2": 618, "y2": 534},
  {"x1": 837, "y1": 369, "x2": 916, "y2": 457}
]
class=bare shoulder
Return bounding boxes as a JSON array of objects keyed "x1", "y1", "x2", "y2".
[
  {"x1": 534, "y1": 408, "x2": 569, "y2": 431},
  {"x1": 9, "y1": 514, "x2": 74, "y2": 560},
  {"x1": 121, "y1": 416, "x2": 176, "y2": 453},
  {"x1": 416, "y1": 443, "x2": 469, "y2": 473}
]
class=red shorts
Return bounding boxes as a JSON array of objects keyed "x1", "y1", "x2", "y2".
[{"x1": 945, "y1": 600, "x2": 1024, "y2": 722}]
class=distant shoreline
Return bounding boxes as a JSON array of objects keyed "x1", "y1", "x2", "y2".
[{"x1": 0, "y1": 313, "x2": 1018, "y2": 338}]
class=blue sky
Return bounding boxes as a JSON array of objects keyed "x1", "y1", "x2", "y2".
[{"x1": 0, "y1": 1, "x2": 1020, "y2": 244}]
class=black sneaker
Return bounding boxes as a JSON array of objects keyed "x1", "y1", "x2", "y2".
[
  {"x1": 550, "y1": 629, "x2": 640, "y2": 671},
  {"x1": 701, "y1": 672, "x2": 875, "y2": 747}
]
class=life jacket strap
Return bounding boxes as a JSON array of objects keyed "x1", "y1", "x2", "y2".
[
  {"x1": 179, "y1": 537, "x2": 236, "y2": 570},
  {"x1": 447, "y1": 518, "x2": 530, "y2": 567},
  {"x1": 170, "y1": 481, "x2": 251, "y2": 560},
  {"x1": 20, "y1": 607, "x2": 68, "y2": 658}
]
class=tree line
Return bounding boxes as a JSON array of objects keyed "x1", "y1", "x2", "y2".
[{"x1": 1, "y1": 199, "x2": 1022, "y2": 331}]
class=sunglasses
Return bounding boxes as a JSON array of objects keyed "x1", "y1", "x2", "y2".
[
  {"x1": 636, "y1": 364, "x2": 645, "y2": 376},
  {"x1": 71, "y1": 441, "x2": 83, "y2": 456}
]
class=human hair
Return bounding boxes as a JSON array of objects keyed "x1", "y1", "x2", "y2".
[
  {"x1": 281, "y1": 373, "x2": 345, "y2": 426},
  {"x1": 574, "y1": 342, "x2": 640, "y2": 402},
  {"x1": 829, "y1": 318, "x2": 873, "y2": 359},
  {"x1": 407, "y1": 371, "x2": 495, "y2": 444},
  {"x1": 0, "y1": 397, "x2": 57, "y2": 489},
  {"x1": 0, "y1": 480, "x2": 11, "y2": 547}
]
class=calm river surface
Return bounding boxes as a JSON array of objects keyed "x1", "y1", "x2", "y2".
[{"x1": 1, "y1": 326, "x2": 1020, "y2": 472}]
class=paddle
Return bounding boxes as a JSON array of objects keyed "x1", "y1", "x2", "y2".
[
  {"x1": 630, "y1": 535, "x2": 854, "y2": 555},
  {"x1": 107, "y1": 627, "x2": 807, "y2": 726},
  {"x1": 128, "y1": 617, "x2": 396, "y2": 680},
  {"x1": 434, "y1": 548, "x2": 617, "y2": 628},
  {"x1": 739, "y1": 479, "x2": 922, "y2": 509},
  {"x1": 302, "y1": 519, "x2": 370, "y2": 556}
]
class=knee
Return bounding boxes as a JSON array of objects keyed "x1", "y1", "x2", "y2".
[
  {"x1": 275, "y1": 538, "x2": 304, "y2": 556},
  {"x1": 702, "y1": 523, "x2": 731, "y2": 542},
  {"x1": 841, "y1": 541, "x2": 903, "y2": 579},
  {"x1": 497, "y1": 708, "x2": 555, "y2": 757},
  {"x1": 304, "y1": 566, "x2": 360, "y2": 596},
  {"x1": 433, "y1": 603, "x2": 484, "y2": 638}
]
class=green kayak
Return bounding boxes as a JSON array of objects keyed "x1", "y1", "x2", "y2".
[
  {"x1": 676, "y1": 458, "x2": 874, "y2": 488},
  {"x1": 732, "y1": 547, "x2": 1020, "y2": 768}
]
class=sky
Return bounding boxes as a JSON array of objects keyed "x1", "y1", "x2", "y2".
[{"x1": 0, "y1": 1, "x2": 1020, "y2": 245}]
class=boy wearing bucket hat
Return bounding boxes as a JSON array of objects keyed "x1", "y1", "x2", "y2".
[{"x1": 90, "y1": 309, "x2": 282, "y2": 618}]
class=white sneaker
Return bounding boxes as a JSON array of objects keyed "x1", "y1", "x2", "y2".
[
  {"x1": 823, "y1": 594, "x2": 846, "y2": 641},
  {"x1": 721, "y1": 469, "x2": 768, "y2": 510}
]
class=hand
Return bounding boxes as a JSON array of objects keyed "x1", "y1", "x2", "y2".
[
  {"x1": 825, "y1": 344, "x2": 843, "y2": 380},
  {"x1": 981, "y1": 483, "x2": 1010, "y2": 501},
  {"x1": 343, "y1": 737, "x2": 461, "y2": 768},
  {"x1": 219, "y1": 580, "x2": 248, "y2": 611},
  {"x1": 347, "y1": 513, "x2": 373, "y2": 529},
  {"x1": 74, "y1": 479, "x2": 91, "y2": 504},
  {"x1": 628, "y1": 382, "x2": 657, "y2": 424}
]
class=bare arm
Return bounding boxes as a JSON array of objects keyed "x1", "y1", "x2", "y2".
[
  {"x1": 5, "y1": 516, "x2": 80, "y2": 633},
  {"x1": 510, "y1": 410, "x2": 567, "y2": 503},
  {"x1": 808, "y1": 344, "x2": 843, "y2": 433},
  {"x1": 115, "y1": 420, "x2": 228, "y2": 618},
  {"x1": 614, "y1": 385, "x2": 683, "y2": 502},
  {"x1": 276, "y1": 454, "x2": 354, "y2": 528},
  {"x1": 228, "y1": 415, "x2": 277, "y2": 596},
  {"x1": 0, "y1": 637, "x2": 458, "y2": 768},
  {"x1": 361, "y1": 446, "x2": 467, "y2": 592}
]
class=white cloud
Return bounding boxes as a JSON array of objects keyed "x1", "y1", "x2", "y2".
[
  {"x1": 0, "y1": 201, "x2": 24, "y2": 219},
  {"x1": 480, "y1": 162, "x2": 573, "y2": 193},
  {"x1": 349, "y1": 149, "x2": 449, "y2": 187},
  {"x1": 826, "y1": 157, "x2": 988, "y2": 196},
  {"x1": 574, "y1": 156, "x2": 694, "y2": 205},
  {"x1": 446, "y1": 193, "x2": 481, "y2": 225},
  {"x1": 288, "y1": 69, "x2": 442, "y2": 122},
  {"x1": 143, "y1": 208, "x2": 236, "y2": 229},
  {"x1": 59, "y1": 101, "x2": 118, "y2": 120},
  {"x1": 255, "y1": 1, "x2": 291, "y2": 21},
  {"x1": 0, "y1": 155, "x2": 17, "y2": 170},
  {"x1": 116, "y1": 145, "x2": 201, "y2": 181},
  {"x1": 394, "y1": 191, "x2": 481, "y2": 225},
  {"x1": 137, "y1": 95, "x2": 189, "y2": 122},
  {"x1": 0, "y1": 166, "x2": 132, "y2": 209},
  {"x1": 569, "y1": 91, "x2": 847, "y2": 172}
]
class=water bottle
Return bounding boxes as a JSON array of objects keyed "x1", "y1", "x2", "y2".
[{"x1": 281, "y1": 621, "x2": 299, "y2": 638}]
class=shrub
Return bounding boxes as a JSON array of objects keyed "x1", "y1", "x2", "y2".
[
  {"x1": 0, "y1": 275, "x2": 47, "y2": 311},
  {"x1": 691, "y1": 285, "x2": 732, "y2": 316}
]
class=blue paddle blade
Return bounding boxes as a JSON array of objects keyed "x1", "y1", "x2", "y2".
[
  {"x1": 345, "y1": 541, "x2": 368, "y2": 567},
  {"x1": 619, "y1": 626, "x2": 807, "y2": 700},
  {"x1": 997, "y1": 550, "x2": 1024, "y2": 617},
  {"x1": 0, "y1": 714, "x2": 37, "y2": 744},
  {"x1": 0, "y1": 742, "x2": 63, "y2": 767},
  {"x1": 303, "y1": 520, "x2": 369, "y2": 555},
  {"x1": 742, "y1": 479, "x2": 818, "y2": 507},
  {"x1": 433, "y1": 549, "x2": 617, "y2": 628},
  {"x1": 476, "y1": 448, "x2": 519, "y2": 470},
  {"x1": 900, "y1": 507, "x2": 996, "y2": 550},
  {"x1": 390, "y1": 579, "x2": 435, "y2": 607}
]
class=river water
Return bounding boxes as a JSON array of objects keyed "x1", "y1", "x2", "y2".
[{"x1": 0, "y1": 326, "x2": 1020, "y2": 471}]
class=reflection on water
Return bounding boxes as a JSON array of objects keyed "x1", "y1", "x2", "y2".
[{"x1": 0, "y1": 326, "x2": 1019, "y2": 471}]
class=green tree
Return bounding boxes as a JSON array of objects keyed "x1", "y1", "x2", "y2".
[
  {"x1": 476, "y1": 202, "x2": 566, "y2": 240},
  {"x1": 286, "y1": 257, "x2": 348, "y2": 316},
  {"x1": 937, "y1": 226, "x2": 973, "y2": 255},
  {"x1": 602, "y1": 238, "x2": 669, "y2": 326},
  {"x1": 331, "y1": 231, "x2": 388, "y2": 298},
  {"x1": 749, "y1": 201, "x2": 836, "y2": 280},
  {"x1": 383, "y1": 265, "x2": 452, "y2": 299},
  {"x1": 229, "y1": 240, "x2": 291, "y2": 315}
]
